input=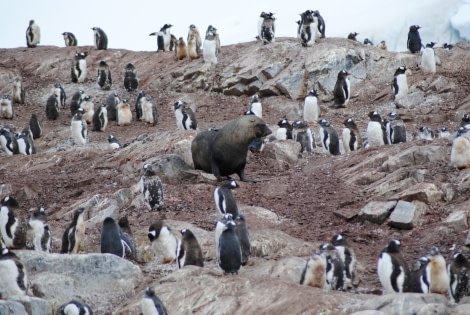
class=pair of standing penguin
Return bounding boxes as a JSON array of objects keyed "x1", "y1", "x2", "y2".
[
  {"x1": 297, "y1": 9, "x2": 326, "y2": 47},
  {"x1": 300, "y1": 234, "x2": 358, "y2": 291}
]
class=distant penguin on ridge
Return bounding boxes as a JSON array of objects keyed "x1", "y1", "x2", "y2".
[
  {"x1": 260, "y1": 12, "x2": 276, "y2": 44},
  {"x1": 299, "y1": 10, "x2": 315, "y2": 47},
  {"x1": 187, "y1": 24, "x2": 202, "y2": 59},
  {"x1": 407, "y1": 25, "x2": 422, "y2": 54},
  {"x1": 175, "y1": 37, "x2": 187, "y2": 60},
  {"x1": 203, "y1": 25, "x2": 219, "y2": 64},
  {"x1": 26, "y1": 20, "x2": 40, "y2": 48},
  {"x1": 71, "y1": 52, "x2": 88, "y2": 83},
  {"x1": 124, "y1": 63, "x2": 138, "y2": 92},
  {"x1": 62, "y1": 32, "x2": 77, "y2": 46},
  {"x1": 420, "y1": 42, "x2": 441, "y2": 73},
  {"x1": 313, "y1": 10, "x2": 326, "y2": 38},
  {"x1": 92, "y1": 27, "x2": 108, "y2": 50}
]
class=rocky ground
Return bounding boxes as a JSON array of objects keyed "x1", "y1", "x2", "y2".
[{"x1": 1, "y1": 38, "x2": 470, "y2": 314}]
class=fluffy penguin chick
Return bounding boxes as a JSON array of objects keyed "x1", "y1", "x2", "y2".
[
  {"x1": 27, "y1": 206, "x2": 51, "y2": 252},
  {"x1": 140, "y1": 164, "x2": 164, "y2": 210},
  {"x1": 426, "y1": 246, "x2": 449, "y2": 295},
  {"x1": 448, "y1": 252, "x2": 470, "y2": 303},
  {"x1": 148, "y1": 221, "x2": 178, "y2": 264},
  {"x1": 300, "y1": 250, "x2": 327, "y2": 289},
  {"x1": 450, "y1": 127, "x2": 470, "y2": 169}
]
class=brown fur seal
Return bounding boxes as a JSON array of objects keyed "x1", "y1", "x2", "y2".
[{"x1": 191, "y1": 115, "x2": 272, "y2": 182}]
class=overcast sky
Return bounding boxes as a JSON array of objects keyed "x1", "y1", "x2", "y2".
[{"x1": 0, "y1": 0, "x2": 465, "y2": 52}]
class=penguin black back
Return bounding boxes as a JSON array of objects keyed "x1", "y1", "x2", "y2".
[
  {"x1": 124, "y1": 63, "x2": 138, "y2": 92},
  {"x1": 29, "y1": 114, "x2": 42, "y2": 139},
  {"x1": 177, "y1": 228, "x2": 204, "y2": 268},
  {"x1": 407, "y1": 25, "x2": 422, "y2": 54},
  {"x1": 218, "y1": 220, "x2": 242, "y2": 274}
]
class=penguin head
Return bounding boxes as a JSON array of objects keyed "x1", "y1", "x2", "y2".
[
  {"x1": 394, "y1": 66, "x2": 407, "y2": 75},
  {"x1": 337, "y1": 70, "x2": 350, "y2": 79},
  {"x1": 145, "y1": 286, "x2": 156, "y2": 297},
  {"x1": 277, "y1": 119, "x2": 291, "y2": 128},
  {"x1": 138, "y1": 90, "x2": 146, "y2": 98},
  {"x1": 425, "y1": 42, "x2": 436, "y2": 48},
  {"x1": 1, "y1": 196, "x2": 19, "y2": 207},
  {"x1": 143, "y1": 163, "x2": 156, "y2": 176},
  {"x1": 363, "y1": 38, "x2": 373, "y2": 45},
  {"x1": 388, "y1": 112, "x2": 399, "y2": 120},
  {"x1": 343, "y1": 118, "x2": 357, "y2": 128},
  {"x1": 452, "y1": 252, "x2": 469, "y2": 266},
  {"x1": 259, "y1": 12, "x2": 266, "y2": 18},
  {"x1": 385, "y1": 240, "x2": 401, "y2": 252},
  {"x1": 292, "y1": 120, "x2": 308, "y2": 129},
  {"x1": 225, "y1": 179, "x2": 239, "y2": 189},
  {"x1": 31, "y1": 206, "x2": 46, "y2": 216},
  {"x1": 148, "y1": 221, "x2": 164, "y2": 241},
  {"x1": 145, "y1": 95, "x2": 153, "y2": 102},
  {"x1": 462, "y1": 113, "x2": 470, "y2": 123},
  {"x1": 161, "y1": 24, "x2": 173, "y2": 31},
  {"x1": 313, "y1": 10, "x2": 321, "y2": 17},
  {"x1": 330, "y1": 234, "x2": 345, "y2": 246},
  {"x1": 174, "y1": 100, "x2": 183, "y2": 110},
  {"x1": 347, "y1": 32, "x2": 358, "y2": 40},
  {"x1": 2, "y1": 94, "x2": 11, "y2": 101},
  {"x1": 54, "y1": 82, "x2": 61, "y2": 88},
  {"x1": 189, "y1": 24, "x2": 197, "y2": 30},
  {"x1": 318, "y1": 119, "x2": 330, "y2": 127},
  {"x1": 428, "y1": 246, "x2": 441, "y2": 257},
  {"x1": 180, "y1": 228, "x2": 196, "y2": 240},
  {"x1": 224, "y1": 220, "x2": 236, "y2": 231},
  {"x1": 368, "y1": 111, "x2": 381, "y2": 122},
  {"x1": 418, "y1": 256, "x2": 430, "y2": 266},
  {"x1": 251, "y1": 94, "x2": 260, "y2": 103},
  {"x1": 29, "y1": 20, "x2": 35, "y2": 26},
  {"x1": 319, "y1": 243, "x2": 335, "y2": 252},
  {"x1": 99, "y1": 60, "x2": 108, "y2": 67},
  {"x1": 307, "y1": 89, "x2": 318, "y2": 97},
  {"x1": 409, "y1": 25, "x2": 421, "y2": 32},
  {"x1": 457, "y1": 127, "x2": 468, "y2": 137}
]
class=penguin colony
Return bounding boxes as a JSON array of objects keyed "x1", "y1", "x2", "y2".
[{"x1": 0, "y1": 11, "x2": 465, "y2": 313}]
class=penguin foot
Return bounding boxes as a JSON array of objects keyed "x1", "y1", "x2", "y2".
[{"x1": 161, "y1": 258, "x2": 175, "y2": 264}]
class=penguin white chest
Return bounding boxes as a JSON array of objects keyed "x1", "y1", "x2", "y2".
[
  {"x1": 28, "y1": 219, "x2": 45, "y2": 251},
  {"x1": 421, "y1": 48, "x2": 436, "y2": 73},
  {"x1": 152, "y1": 227, "x2": 177, "y2": 262},
  {"x1": 0, "y1": 259, "x2": 25, "y2": 297},
  {"x1": 367, "y1": 122, "x2": 385, "y2": 147},
  {"x1": 378, "y1": 253, "x2": 403, "y2": 293},
  {"x1": 395, "y1": 74, "x2": 408, "y2": 98},
  {"x1": 303, "y1": 97, "x2": 319, "y2": 122},
  {"x1": 77, "y1": 59, "x2": 87, "y2": 82},
  {"x1": 0, "y1": 208, "x2": 17, "y2": 247},
  {"x1": 71, "y1": 120, "x2": 87, "y2": 145},
  {"x1": 174, "y1": 109, "x2": 185, "y2": 130},
  {"x1": 141, "y1": 298, "x2": 160, "y2": 315},
  {"x1": 203, "y1": 40, "x2": 218, "y2": 64},
  {"x1": 250, "y1": 102, "x2": 262, "y2": 119}
]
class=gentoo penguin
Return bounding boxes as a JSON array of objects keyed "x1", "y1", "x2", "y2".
[
  {"x1": 386, "y1": 112, "x2": 407, "y2": 144},
  {"x1": 333, "y1": 70, "x2": 351, "y2": 108},
  {"x1": 149, "y1": 24, "x2": 173, "y2": 52},
  {"x1": 407, "y1": 256, "x2": 430, "y2": 293},
  {"x1": 248, "y1": 94, "x2": 262, "y2": 118},
  {"x1": 425, "y1": 247, "x2": 449, "y2": 295},
  {"x1": 300, "y1": 249, "x2": 327, "y2": 288},
  {"x1": 148, "y1": 221, "x2": 179, "y2": 264},
  {"x1": 29, "y1": 114, "x2": 42, "y2": 139},
  {"x1": 118, "y1": 216, "x2": 132, "y2": 237},
  {"x1": 0, "y1": 196, "x2": 27, "y2": 249},
  {"x1": 79, "y1": 95, "x2": 94, "y2": 125},
  {"x1": 71, "y1": 108, "x2": 88, "y2": 145},
  {"x1": 124, "y1": 63, "x2": 138, "y2": 92},
  {"x1": 92, "y1": 104, "x2": 108, "y2": 132},
  {"x1": 26, "y1": 20, "x2": 40, "y2": 48},
  {"x1": 45, "y1": 94, "x2": 60, "y2": 120},
  {"x1": 299, "y1": 10, "x2": 316, "y2": 47},
  {"x1": 444, "y1": 43, "x2": 454, "y2": 50},
  {"x1": 187, "y1": 24, "x2": 202, "y2": 59},
  {"x1": 347, "y1": 32, "x2": 359, "y2": 41},
  {"x1": 420, "y1": 42, "x2": 441, "y2": 73},
  {"x1": 203, "y1": 25, "x2": 219, "y2": 64},
  {"x1": 377, "y1": 240, "x2": 410, "y2": 294},
  {"x1": 0, "y1": 126, "x2": 18, "y2": 155},
  {"x1": 135, "y1": 90, "x2": 145, "y2": 121},
  {"x1": 12, "y1": 78, "x2": 25, "y2": 104},
  {"x1": 0, "y1": 248, "x2": 28, "y2": 298},
  {"x1": 366, "y1": 111, "x2": 388, "y2": 147},
  {"x1": 141, "y1": 286, "x2": 168, "y2": 315},
  {"x1": 275, "y1": 118, "x2": 293, "y2": 140},
  {"x1": 92, "y1": 27, "x2": 108, "y2": 50},
  {"x1": 27, "y1": 206, "x2": 51, "y2": 252},
  {"x1": 16, "y1": 131, "x2": 34, "y2": 155},
  {"x1": 363, "y1": 38, "x2": 374, "y2": 46},
  {"x1": 218, "y1": 220, "x2": 242, "y2": 274},
  {"x1": 342, "y1": 118, "x2": 362, "y2": 153},
  {"x1": 437, "y1": 127, "x2": 453, "y2": 140},
  {"x1": 448, "y1": 252, "x2": 470, "y2": 303},
  {"x1": 100, "y1": 217, "x2": 134, "y2": 258},
  {"x1": 407, "y1": 25, "x2": 422, "y2": 54},
  {"x1": 173, "y1": 100, "x2": 198, "y2": 130},
  {"x1": 215, "y1": 213, "x2": 234, "y2": 262},
  {"x1": 0, "y1": 94, "x2": 13, "y2": 119},
  {"x1": 418, "y1": 126, "x2": 435, "y2": 140},
  {"x1": 391, "y1": 66, "x2": 408, "y2": 100},
  {"x1": 106, "y1": 92, "x2": 120, "y2": 121},
  {"x1": 60, "y1": 208, "x2": 86, "y2": 254},
  {"x1": 377, "y1": 40, "x2": 388, "y2": 50},
  {"x1": 175, "y1": 37, "x2": 187, "y2": 60},
  {"x1": 235, "y1": 214, "x2": 251, "y2": 265},
  {"x1": 319, "y1": 119, "x2": 340, "y2": 155},
  {"x1": 117, "y1": 99, "x2": 132, "y2": 126},
  {"x1": 319, "y1": 243, "x2": 346, "y2": 291},
  {"x1": 58, "y1": 300, "x2": 93, "y2": 315},
  {"x1": 140, "y1": 163, "x2": 164, "y2": 211},
  {"x1": 141, "y1": 95, "x2": 158, "y2": 126},
  {"x1": 303, "y1": 89, "x2": 320, "y2": 122},
  {"x1": 461, "y1": 113, "x2": 470, "y2": 128},
  {"x1": 70, "y1": 90, "x2": 86, "y2": 115},
  {"x1": 71, "y1": 52, "x2": 88, "y2": 83},
  {"x1": 257, "y1": 12, "x2": 266, "y2": 40},
  {"x1": 292, "y1": 120, "x2": 315, "y2": 153},
  {"x1": 260, "y1": 12, "x2": 276, "y2": 44},
  {"x1": 62, "y1": 32, "x2": 77, "y2": 46},
  {"x1": 51, "y1": 82, "x2": 66, "y2": 109},
  {"x1": 313, "y1": 10, "x2": 325, "y2": 39},
  {"x1": 108, "y1": 134, "x2": 122, "y2": 150},
  {"x1": 329, "y1": 234, "x2": 358, "y2": 288},
  {"x1": 177, "y1": 228, "x2": 204, "y2": 268},
  {"x1": 214, "y1": 179, "x2": 240, "y2": 217},
  {"x1": 97, "y1": 60, "x2": 112, "y2": 90}
]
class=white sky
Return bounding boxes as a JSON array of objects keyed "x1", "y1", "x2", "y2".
[{"x1": 0, "y1": 0, "x2": 466, "y2": 52}]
